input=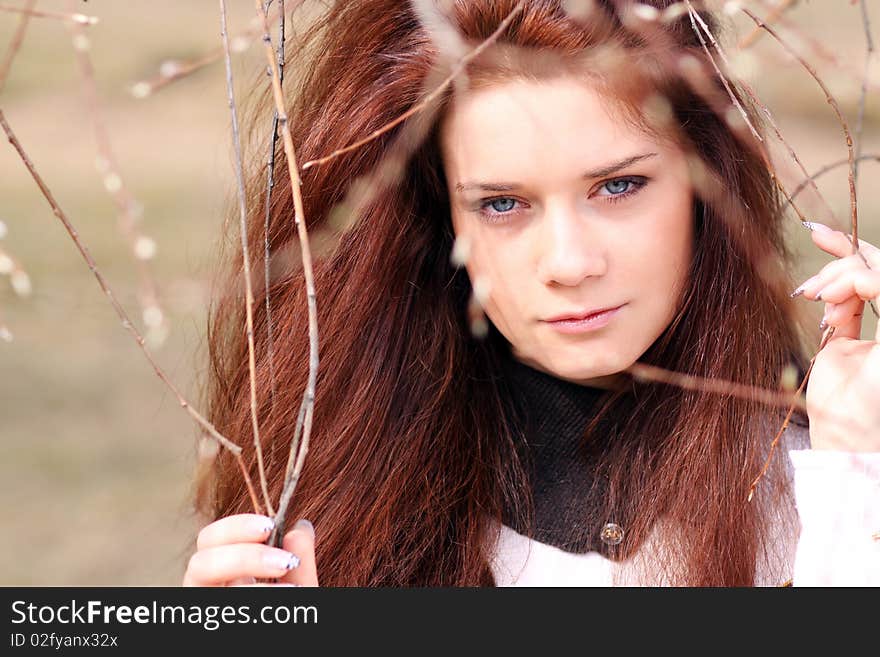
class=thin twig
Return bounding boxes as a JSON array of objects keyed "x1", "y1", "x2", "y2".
[
  {"x1": 129, "y1": 7, "x2": 281, "y2": 99},
  {"x1": 687, "y1": 2, "x2": 837, "y2": 225},
  {"x1": 0, "y1": 3, "x2": 97, "y2": 23},
  {"x1": 747, "y1": 328, "x2": 834, "y2": 501},
  {"x1": 220, "y1": 0, "x2": 274, "y2": 517},
  {"x1": 737, "y1": 0, "x2": 796, "y2": 49},
  {"x1": 262, "y1": 0, "x2": 285, "y2": 411},
  {"x1": 744, "y1": 0, "x2": 880, "y2": 93},
  {"x1": 301, "y1": 0, "x2": 527, "y2": 171},
  {"x1": 65, "y1": 2, "x2": 169, "y2": 346},
  {"x1": 626, "y1": 362, "x2": 806, "y2": 413},
  {"x1": 786, "y1": 155, "x2": 880, "y2": 206},
  {"x1": 741, "y1": 5, "x2": 878, "y2": 322},
  {"x1": 0, "y1": 108, "x2": 264, "y2": 514},
  {"x1": 0, "y1": 0, "x2": 37, "y2": 95},
  {"x1": 735, "y1": 6, "x2": 878, "y2": 487},
  {"x1": 685, "y1": 1, "x2": 762, "y2": 141},
  {"x1": 854, "y1": 0, "x2": 874, "y2": 192},
  {"x1": 131, "y1": 50, "x2": 226, "y2": 99},
  {"x1": 740, "y1": 7, "x2": 859, "y2": 252},
  {"x1": 251, "y1": 0, "x2": 320, "y2": 548}
]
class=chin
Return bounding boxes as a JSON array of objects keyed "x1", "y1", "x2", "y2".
[{"x1": 545, "y1": 351, "x2": 630, "y2": 383}]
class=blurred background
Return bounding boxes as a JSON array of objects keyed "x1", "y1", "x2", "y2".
[{"x1": 0, "y1": 1, "x2": 877, "y2": 585}]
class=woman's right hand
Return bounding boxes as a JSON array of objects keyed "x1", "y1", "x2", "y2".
[{"x1": 183, "y1": 514, "x2": 319, "y2": 586}]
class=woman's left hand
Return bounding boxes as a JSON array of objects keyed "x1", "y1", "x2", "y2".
[{"x1": 793, "y1": 222, "x2": 880, "y2": 452}]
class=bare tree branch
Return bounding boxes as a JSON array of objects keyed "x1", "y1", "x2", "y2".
[
  {"x1": 301, "y1": 0, "x2": 527, "y2": 171},
  {"x1": 740, "y1": 7, "x2": 860, "y2": 250},
  {"x1": 687, "y1": 1, "x2": 836, "y2": 225},
  {"x1": 0, "y1": 0, "x2": 37, "y2": 94},
  {"x1": 249, "y1": 0, "x2": 320, "y2": 547},
  {"x1": 0, "y1": 3, "x2": 97, "y2": 24},
  {"x1": 854, "y1": 0, "x2": 874, "y2": 191},
  {"x1": 0, "y1": 108, "x2": 265, "y2": 513},
  {"x1": 65, "y1": 1, "x2": 169, "y2": 347},
  {"x1": 220, "y1": 0, "x2": 274, "y2": 516},
  {"x1": 129, "y1": 6, "x2": 281, "y2": 99},
  {"x1": 262, "y1": 0, "x2": 286, "y2": 412}
]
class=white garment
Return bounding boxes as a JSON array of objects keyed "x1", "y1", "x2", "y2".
[{"x1": 489, "y1": 448, "x2": 880, "y2": 586}]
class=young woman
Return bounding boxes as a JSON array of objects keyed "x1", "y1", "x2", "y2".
[{"x1": 183, "y1": 0, "x2": 880, "y2": 586}]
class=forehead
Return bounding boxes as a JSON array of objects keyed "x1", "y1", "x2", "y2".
[{"x1": 439, "y1": 76, "x2": 662, "y2": 180}]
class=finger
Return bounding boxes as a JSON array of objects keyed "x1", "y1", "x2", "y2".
[
  {"x1": 813, "y1": 267, "x2": 880, "y2": 307},
  {"x1": 280, "y1": 519, "x2": 318, "y2": 586},
  {"x1": 196, "y1": 514, "x2": 275, "y2": 550},
  {"x1": 820, "y1": 296, "x2": 864, "y2": 341},
  {"x1": 792, "y1": 254, "x2": 866, "y2": 299},
  {"x1": 184, "y1": 544, "x2": 300, "y2": 587},
  {"x1": 807, "y1": 222, "x2": 880, "y2": 265}
]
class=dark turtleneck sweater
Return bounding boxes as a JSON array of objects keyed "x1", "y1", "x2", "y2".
[{"x1": 497, "y1": 348, "x2": 624, "y2": 557}]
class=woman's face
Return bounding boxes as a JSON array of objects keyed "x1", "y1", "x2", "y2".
[{"x1": 440, "y1": 75, "x2": 694, "y2": 386}]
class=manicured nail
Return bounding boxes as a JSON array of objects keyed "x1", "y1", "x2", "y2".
[
  {"x1": 264, "y1": 550, "x2": 300, "y2": 571},
  {"x1": 294, "y1": 518, "x2": 315, "y2": 538},
  {"x1": 254, "y1": 517, "x2": 275, "y2": 534},
  {"x1": 819, "y1": 318, "x2": 828, "y2": 331},
  {"x1": 790, "y1": 287, "x2": 804, "y2": 298},
  {"x1": 803, "y1": 221, "x2": 833, "y2": 233},
  {"x1": 815, "y1": 289, "x2": 823, "y2": 301}
]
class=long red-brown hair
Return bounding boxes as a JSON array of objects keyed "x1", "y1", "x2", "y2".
[{"x1": 196, "y1": 0, "x2": 812, "y2": 586}]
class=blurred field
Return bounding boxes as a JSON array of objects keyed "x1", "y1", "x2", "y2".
[{"x1": 0, "y1": 1, "x2": 878, "y2": 585}]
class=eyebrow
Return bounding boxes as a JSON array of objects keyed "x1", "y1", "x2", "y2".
[{"x1": 453, "y1": 152, "x2": 659, "y2": 194}]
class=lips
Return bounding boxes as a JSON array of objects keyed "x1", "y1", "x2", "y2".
[{"x1": 543, "y1": 304, "x2": 624, "y2": 323}]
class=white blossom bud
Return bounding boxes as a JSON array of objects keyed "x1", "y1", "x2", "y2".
[
  {"x1": 159, "y1": 60, "x2": 182, "y2": 79},
  {"x1": 561, "y1": 0, "x2": 596, "y2": 21},
  {"x1": 723, "y1": 1, "x2": 742, "y2": 17},
  {"x1": 231, "y1": 36, "x2": 250, "y2": 53},
  {"x1": 103, "y1": 173, "x2": 122, "y2": 194},
  {"x1": 134, "y1": 236, "x2": 157, "y2": 261},
  {"x1": 130, "y1": 82, "x2": 151, "y2": 99},
  {"x1": 11, "y1": 270, "x2": 31, "y2": 297},
  {"x1": 143, "y1": 305, "x2": 164, "y2": 328},
  {"x1": 73, "y1": 13, "x2": 100, "y2": 26},
  {"x1": 450, "y1": 235, "x2": 472, "y2": 267},
  {"x1": 632, "y1": 4, "x2": 660, "y2": 21},
  {"x1": 473, "y1": 275, "x2": 491, "y2": 305},
  {"x1": 72, "y1": 34, "x2": 90, "y2": 52}
]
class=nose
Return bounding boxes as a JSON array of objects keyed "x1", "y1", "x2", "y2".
[{"x1": 535, "y1": 203, "x2": 607, "y2": 286}]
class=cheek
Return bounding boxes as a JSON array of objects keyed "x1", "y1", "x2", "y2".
[
  {"x1": 651, "y1": 207, "x2": 694, "y2": 317},
  {"x1": 648, "y1": 192, "x2": 693, "y2": 275},
  {"x1": 619, "y1": 199, "x2": 693, "y2": 318},
  {"x1": 463, "y1": 236, "x2": 532, "y2": 329}
]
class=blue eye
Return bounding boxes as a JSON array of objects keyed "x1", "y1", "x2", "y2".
[
  {"x1": 475, "y1": 176, "x2": 648, "y2": 224},
  {"x1": 488, "y1": 198, "x2": 516, "y2": 213},
  {"x1": 597, "y1": 176, "x2": 648, "y2": 203},
  {"x1": 478, "y1": 196, "x2": 522, "y2": 223},
  {"x1": 605, "y1": 179, "x2": 632, "y2": 194}
]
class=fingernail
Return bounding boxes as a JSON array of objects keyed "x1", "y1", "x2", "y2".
[
  {"x1": 819, "y1": 318, "x2": 828, "y2": 331},
  {"x1": 264, "y1": 550, "x2": 300, "y2": 571},
  {"x1": 790, "y1": 286, "x2": 804, "y2": 298},
  {"x1": 815, "y1": 289, "x2": 823, "y2": 301},
  {"x1": 294, "y1": 518, "x2": 315, "y2": 538},
  {"x1": 803, "y1": 221, "x2": 832, "y2": 233},
  {"x1": 254, "y1": 518, "x2": 275, "y2": 534}
]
